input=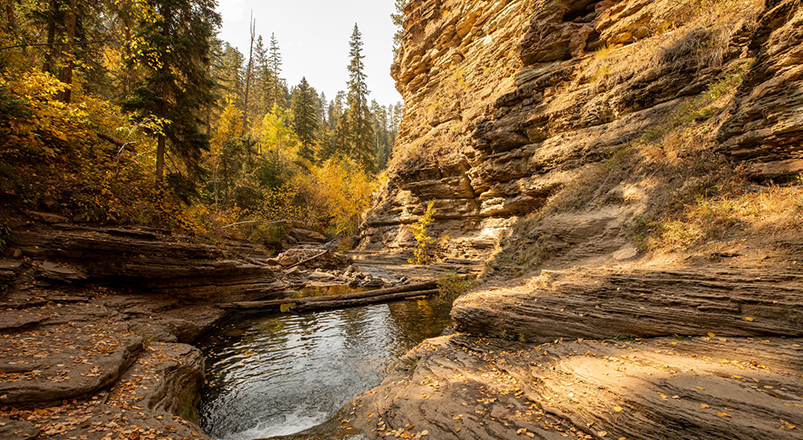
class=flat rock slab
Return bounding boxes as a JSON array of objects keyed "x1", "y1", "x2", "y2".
[
  {"x1": 37, "y1": 261, "x2": 88, "y2": 283},
  {"x1": 351, "y1": 334, "x2": 803, "y2": 440},
  {"x1": 0, "y1": 342, "x2": 212, "y2": 440},
  {"x1": 453, "y1": 268, "x2": 803, "y2": 342},
  {"x1": 0, "y1": 303, "x2": 142, "y2": 408},
  {"x1": 0, "y1": 310, "x2": 47, "y2": 333},
  {"x1": 0, "y1": 417, "x2": 39, "y2": 439}
]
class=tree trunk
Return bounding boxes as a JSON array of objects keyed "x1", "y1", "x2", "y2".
[
  {"x1": 5, "y1": 1, "x2": 15, "y2": 33},
  {"x1": 220, "y1": 281, "x2": 440, "y2": 310},
  {"x1": 44, "y1": 0, "x2": 59, "y2": 74},
  {"x1": 293, "y1": 289, "x2": 439, "y2": 312},
  {"x1": 156, "y1": 135, "x2": 166, "y2": 181},
  {"x1": 121, "y1": 8, "x2": 135, "y2": 96},
  {"x1": 242, "y1": 14, "x2": 255, "y2": 131},
  {"x1": 59, "y1": 0, "x2": 77, "y2": 103}
]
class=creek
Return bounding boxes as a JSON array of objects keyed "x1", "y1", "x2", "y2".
[{"x1": 197, "y1": 287, "x2": 452, "y2": 440}]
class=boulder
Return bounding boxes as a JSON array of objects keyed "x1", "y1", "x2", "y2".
[
  {"x1": 289, "y1": 228, "x2": 327, "y2": 243},
  {"x1": 275, "y1": 248, "x2": 354, "y2": 270}
]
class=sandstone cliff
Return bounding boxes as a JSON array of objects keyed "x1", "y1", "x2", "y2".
[
  {"x1": 362, "y1": 0, "x2": 802, "y2": 265},
  {"x1": 351, "y1": 1, "x2": 803, "y2": 439}
]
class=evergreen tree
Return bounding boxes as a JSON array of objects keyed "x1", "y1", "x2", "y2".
[
  {"x1": 318, "y1": 91, "x2": 328, "y2": 126},
  {"x1": 391, "y1": 0, "x2": 406, "y2": 57},
  {"x1": 214, "y1": 42, "x2": 245, "y2": 109},
  {"x1": 264, "y1": 33, "x2": 285, "y2": 110},
  {"x1": 290, "y1": 77, "x2": 319, "y2": 162},
  {"x1": 329, "y1": 91, "x2": 346, "y2": 131},
  {"x1": 253, "y1": 35, "x2": 269, "y2": 116},
  {"x1": 371, "y1": 100, "x2": 391, "y2": 170},
  {"x1": 345, "y1": 24, "x2": 375, "y2": 172},
  {"x1": 122, "y1": 0, "x2": 221, "y2": 181}
]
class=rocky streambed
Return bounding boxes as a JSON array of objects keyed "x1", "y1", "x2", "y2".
[
  {"x1": 1, "y1": 221, "x2": 801, "y2": 440},
  {"x1": 0, "y1": 222, "x2": 464, "y2": 440}
]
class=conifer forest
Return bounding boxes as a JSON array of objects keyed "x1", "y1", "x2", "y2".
[{"x1": 0, "y1": 0, "x2": 403, "y2": 246}]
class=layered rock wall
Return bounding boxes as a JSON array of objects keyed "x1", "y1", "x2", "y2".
[{"x1": 361, "y1": 0, "x2": 803, "y2": 260}]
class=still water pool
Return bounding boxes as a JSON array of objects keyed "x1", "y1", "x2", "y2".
[{"x1": 198, "y1": 295, "x2": 452, "y2": 440}]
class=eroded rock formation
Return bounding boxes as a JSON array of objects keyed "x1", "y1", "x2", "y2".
[
  {"x1": 0, "y1": 225, "x2": 288, "y2": 439},
  {"x1": 361, "y1": 0, "x2": 803, "y2": 261},
  {"x1": 352, "y1": 0, "x2": 803, "y2": 439}
]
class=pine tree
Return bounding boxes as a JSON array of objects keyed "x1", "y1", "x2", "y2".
[
  {"x1": 345, "y1": 24, "x2": 375, "y2": 173},
  {"x1": 371, "y1": 100, "x2": 391, "y2": 170},
  {"x1": 264, "y1": 33, "x2": 285, "y2": 110},
  {"x1": 213, "y1": 42, "x2": 245, "y2": 109},
  {"x1": 290, "y1": 77, "x2": 320, "y2": 162},
  {"x1": 122, "y1": 0, "x2": 221, "y2": 181},
  {"x1": 253, "y1": 35, "x2": 269, "y2": 116},
  {"x1": 391, "y1": 0, "x2": 406, "y2": 57}
]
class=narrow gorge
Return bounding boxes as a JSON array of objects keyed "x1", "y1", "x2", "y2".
[
  {"x1": 0, "y1": 0, "x2": 801, "y2": 439},
  {"x1": 350, "y1": 0, "x2": 803, "y2": 439}
]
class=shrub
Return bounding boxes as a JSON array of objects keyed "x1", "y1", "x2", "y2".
[
  {"x1": 437, "y1": 271, "x2": 475, "y2": 301},
  {"x1": 409, "y1": 201, "x2": 437, "y2": 265}
]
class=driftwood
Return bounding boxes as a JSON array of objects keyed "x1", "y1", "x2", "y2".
[
  {"x1": 219, "y1": 280, "x2": 439, "y2": 311},
  {"x1": 292, "y1": 289, "x2": 440, "y2": 312}
]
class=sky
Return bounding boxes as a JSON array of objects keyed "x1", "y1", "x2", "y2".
[{"x1": 216, "y1": 0, "x2": 402, "y2": 106}]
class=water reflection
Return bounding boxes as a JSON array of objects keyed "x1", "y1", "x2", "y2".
[{"x1": 198, "y1": 297, "x2": 452, "y2": 440}]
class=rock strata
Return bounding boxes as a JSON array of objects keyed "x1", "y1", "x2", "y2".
[
  {"x1": 8, "y1": 224, "x2": 281, "y2": 299},
  {"x1": 352, "y1": 334, "x2": 802, "y2": 440},
  {"x1": 452, "y1": 267, "x2": 803, "y2": 342},
  {"x1": 0, "y1": 223, "x2": 297, "y2": 439},
  {"x1": 360, "y1": 0, "x2": 802, "y2": 259},
  {"x1": 350, "y1": 0, "x2": 803, "y2": 439}
]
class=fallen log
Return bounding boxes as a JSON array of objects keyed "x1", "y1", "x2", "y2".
[
  {"x1": 218, "y1": 280, "x2": 438, "y2": 310},
  {"x1": 292, "y1": 289, "x2": 440, "y2": 312}
]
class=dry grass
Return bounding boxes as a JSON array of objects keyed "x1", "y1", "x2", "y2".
[
  {"x1": 637, "y1": 183, "x2": 803, "y2": 250},
  {"x1": 541, "y1": 60, "x2": 803, "y2": 257},
  {"x1": 583, "y1": 0, "x2": 763, "y2": 91}
]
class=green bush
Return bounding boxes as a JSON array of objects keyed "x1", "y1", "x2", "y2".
[{"x1": 437, "y1": 271, "x2": 475, "y2": 301}]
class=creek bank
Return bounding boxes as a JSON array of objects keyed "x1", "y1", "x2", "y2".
[
  {"x1": 349, "y1": 259, "x2": 803, "y2": 439},
  {"x1": 0, "y1": 222, "x2": 403, "y2": 440},
  {"x1": 346, "y1": 0, "x2": 803, "y2": 438},
  {"x1": 351, "y1": 332, "x2": 802, "y2": 440}
]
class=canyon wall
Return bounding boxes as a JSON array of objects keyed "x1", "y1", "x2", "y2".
[
  {"x1": 350, "y1": 4, "x2": 803, "y2": 439},
  {"x1": 361, "y1": 0, "x2": 803, "y2": 265}
]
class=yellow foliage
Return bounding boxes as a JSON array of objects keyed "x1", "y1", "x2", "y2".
[
  {"x1": 291, "y1": 156, "x2": 377, "y2": 235},
  {"x1": 256, "y1": 105, "x2": 300, "y2": 160},
  {"x1": 212, "y1": 104, "x2": 244, "y2": 149},
  {"x1": 409, "y1": 201, "x2": 437, "y2": 265}
]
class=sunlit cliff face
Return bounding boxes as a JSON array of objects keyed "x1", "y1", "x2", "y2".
[{"x1": 361, "y1": 0, "x2": 802, "y2": 269}]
